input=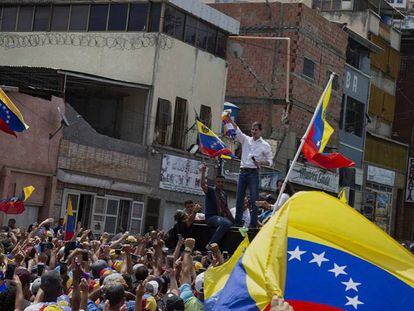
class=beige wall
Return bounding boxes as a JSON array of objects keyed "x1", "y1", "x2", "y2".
[
  {"x1": 150, "y1": 39, "x2": 228, "y2": 146},
  {"x1": 0, "y1": 32, "x2": 228, "y2": 146}
]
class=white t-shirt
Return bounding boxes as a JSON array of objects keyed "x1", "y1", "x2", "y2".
[
  {"x1": 230, "y1": 207, "x2": 251, "y2": 227},
  {"x1": 272, "y1": 193, "x2": 290, "y2": 212}
]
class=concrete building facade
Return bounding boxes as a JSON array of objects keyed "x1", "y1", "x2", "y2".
[{"x1": 0, "y1": 0, "x2": 239, "y2": 234}]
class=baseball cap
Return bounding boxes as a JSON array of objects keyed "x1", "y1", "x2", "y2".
[
  {"x1": 195, "y1": 272, "x2": 204, "y2": 293},
  {"x1": 30, "y1": 277, "x2": 41, "y2": 295},
  {"x1": 145, "y1": 280, "x2": 159, "y2": 295}
]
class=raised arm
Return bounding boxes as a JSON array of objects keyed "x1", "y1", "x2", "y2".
[{"x1": 224, "y1": 113, "x2": 248, "y2": 144}]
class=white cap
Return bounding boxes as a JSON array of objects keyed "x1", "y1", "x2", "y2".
[
  {"x1": 195, "y1": 272, "x2": 204, "y2": 293},
  {"x1": 145, "y1": 280, "x2": 159, "y2": 295}
]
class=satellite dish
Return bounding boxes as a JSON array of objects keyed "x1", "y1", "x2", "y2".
[
  {"x1": 57, "y1": 106, "x2": 70, "y2": 127},
  {"x1": 229, "y1": 42, "x2": 244, "y2": 58}
]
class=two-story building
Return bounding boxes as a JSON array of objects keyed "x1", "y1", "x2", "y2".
[{"x1": 0, "y1": 0, "x2": 239, "y2": 234}]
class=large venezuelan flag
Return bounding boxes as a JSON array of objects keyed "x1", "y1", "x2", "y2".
[
  {"x1": 64, "y1": 198, "x2": 76, "y2": 241},
  {"x1": 197, "y1": 120, "x2": 234, "y2": 158},
  {"x1": 0, "y1": 88, "x2": 29, "y2": 137},
  {"x1": 302, "y1": 80, "x2": 354, "y2": 169},
  {"x1": 205, "y1": 192, "x2": 414, "y2": 310}
]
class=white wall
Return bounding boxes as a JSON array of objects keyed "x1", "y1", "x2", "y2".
[
  {"x1": 0, "y1": 32, "x2": 228, "y2": 144},
  {"x1": 150, "y1": 39, "x2": 227, "y2": 145}
]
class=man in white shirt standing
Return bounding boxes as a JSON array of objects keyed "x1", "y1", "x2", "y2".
[{"x1": 224, "y1": 116, "x2": 273, "y2": 227}]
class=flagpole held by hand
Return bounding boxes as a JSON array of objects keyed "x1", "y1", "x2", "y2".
[{"x1": 272, "y1": 73, "x2": 336, "y2": 216}]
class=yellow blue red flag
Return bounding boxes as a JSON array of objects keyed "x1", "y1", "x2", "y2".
[
  {"x1": 206, "y1": 192, "x2": 414, "y2": 310},
  {"x1": 197, "y1": 120, "x2": 234, "y2": 158},
  {"x1": 302, "y1": 79, "x2": 354, "y2": 169},
  {"x1": 0, "y1": 185, "x2": 34, "y2": 214},
  {"x1": 64, "y1": 198, "x2": 76, "y2": 241},
  {"x1": 0, "y1": 88, "x2": 29, "y2": 137},
  {"x1": 204, "y1": 235, "x2": 250, "y2": 309}
]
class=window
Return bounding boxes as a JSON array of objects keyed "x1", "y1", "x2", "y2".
[
  {"x1": 345, "y1": 97, "x2": 365, "y2": 137},
  {"x1": 174, "y1": 10, "x2": 186, "y2": 40},
  {"x1": 33, "y1": 5, "x2": 50, "y2": 31},
  {"x1": 128, "y1": 3, "x2": 149, "y2": 31},
  {"x1": 184, "y1": 16, "x2": 198, "y2": 45},
  {"x1": 108, "y1": 4, "x2": 128, "y2": 31},
  {"x1": 1, "y1": 6, "x2": 18, "y2": 31},
  {"x1": 89, "y1": 4, "x2": 108, "y2": 31},
  {"x1": 200, "y1": 105, "x2": 212, "y2": 128},
  {"x1": 51, "y1": 5, "x2": 70, "y2": 31},
  {"x1": 207, "y1": 26, "x2": 217, "y2": 55},
  {"x1": 129, "y1": 201, "x2": 144, "y2": 234},
  {"x1": 303, "y1": 58, "x2": 315, "y2": 79},
  {"x1": 69, "y1": 5, "x2": 89, "y2": 31},
  {"x1": 171, "y1": 97, "x2": 188, "y2": 149},
  {"x1": 163, "y1": 5, "x2": 185, "y2": 40},
  {"x1": 17, "y1": 6, "x2": 34, "y2": 31},
  {"x1": 216, "y1": 31, "x2": 227, "y2": 58},
  {"x1": 155, "y1": 99, "x2": 172, "y2": 145},
  {"x1": 197, "y1": 21, "x2": 208, "y2": 50},
  {"x1": 149, "y1": 2, "x2": 161, "y2": 32}
]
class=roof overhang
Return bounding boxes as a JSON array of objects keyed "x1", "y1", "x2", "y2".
[{"x1": 345, "y1": 27, "x2": 383, "y2": 53}]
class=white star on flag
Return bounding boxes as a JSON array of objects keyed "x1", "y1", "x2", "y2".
[
  {"x1": 328, "y1": 263, "x2": 347, "y2": 277},
  {"x1": 316, "y1": 140, "x2": 321, "y2": 146},
  {"x1": 345, "y1": 295, "x2": 364, "y2": 310},
  {"x1": 341, "y1": 278, "x2": 361, "y2": 292},
  {"x1": 309, "y1": 251, "x2": 329, "y2": 267},
  {"x1": 287, "y1": 246, "x2": 306, "y2": 261}
]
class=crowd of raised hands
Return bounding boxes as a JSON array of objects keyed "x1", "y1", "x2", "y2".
[{"x1": 0, "y1": 217, "x2": 293, "y2": 311}]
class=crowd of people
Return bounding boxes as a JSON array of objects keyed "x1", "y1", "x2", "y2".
[{"x1": 0, "y1": 216, "x2": 294, "y2": 311}]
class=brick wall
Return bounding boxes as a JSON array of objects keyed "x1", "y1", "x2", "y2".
[
  {"x1": 58, "y1": 140, "x2": 148, "y2": 184},
  {"x1": 211, "y1": 2, "x2": 347, "y2": 146}
]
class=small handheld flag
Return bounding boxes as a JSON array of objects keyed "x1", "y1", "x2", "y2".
[
  {"x1": 221, "y1": 109, "x2": 236, "y2": 139},
  {"x1": 64, "y1": 198, "x2": 76, "y2": 241},
  {"x1": 0, "y1": 88, "x2": 29, "y2": 137},
  {"x1": 301, "y1": 78, "x2": 355, "y2": 169},
  {"x1": 197, "y1": 120, "x2": 234, "y2": 158},
  {"x1": 0, "y1": 186, "x2": 34, "y2": 215}
]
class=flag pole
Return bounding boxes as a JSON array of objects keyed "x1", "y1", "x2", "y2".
[{"x1": 272, "y1": 73, "x2": 336, "y2": 215}]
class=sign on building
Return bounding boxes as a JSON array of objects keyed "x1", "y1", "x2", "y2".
[
  {"x1": 290, "y1": 162, "x2": 339, "y2": 193},
  {"x1": 367, "y1": 165, "x2": 395, "y2": 187},
  {"x1": 160, "y1": 154, "x2": 204, "y2": 195},
  {"x1": 405, "y1": 158, "x2": 414, "y2": 203}
]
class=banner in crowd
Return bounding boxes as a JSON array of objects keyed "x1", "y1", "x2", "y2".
[{"x1": 160, "y1": 154, "x2": 204, "y2": 195}]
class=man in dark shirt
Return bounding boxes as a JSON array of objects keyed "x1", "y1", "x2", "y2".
[{"x1": 200, "y1": 164, "x2": 234, "y2": 248}]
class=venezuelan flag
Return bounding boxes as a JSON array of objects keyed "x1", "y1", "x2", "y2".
[
  {"x1": 0, "y1": 186, "x2": 35, "y2": 214},
  {"x1": 207, "y1": 192, "x2": 414, "y2": 310},
  {"x1": 197, "y1": 120, "x2": 234, "y2": 158},
  {"x1": 222, "y1": 110, "x2": 237, "y2": 139},
  {"x1": 0, "y1": 88, "x2": 29, "y2": 137},
  {"x1": 204, "y1": 236, "x2": 250, "y2": 310},
  {"x1": 302, "y1": 80, "x2": 354, "y2": 169},
  {"x1": 64, "y1": 198, "x2": 76, "y2": 241}
]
